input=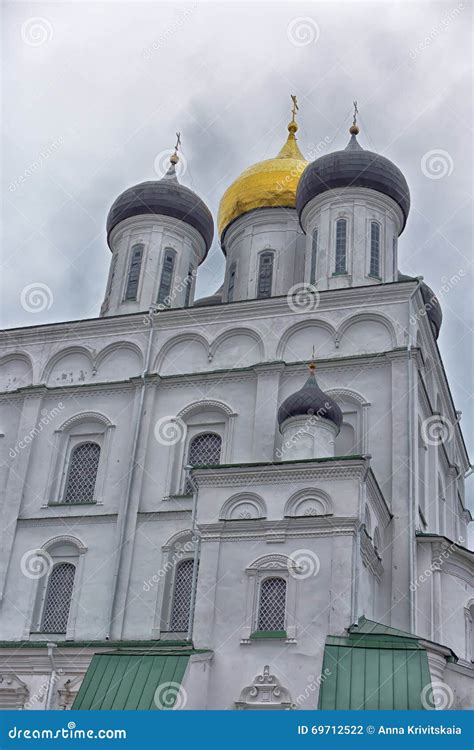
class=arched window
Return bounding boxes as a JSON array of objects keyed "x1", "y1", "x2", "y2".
[
  {"x1": 184, "y1": 432, "x2": 222, "y2": 494},
  {"x1": 63, "y1": 442, "x2": 100, "y2": 504},
  {"x1": 257, "y1": 577, "x2": 287, "y2": 631},
  {"x1": 157, "y1": 248, "x2": 176, "y2": 306},
  {"x1": 170, "y1": 558, "x2": 196, "y2": 632},
  {"x1": 370, "y1": 222, "x2": 381, "y2": 277},
  {"x1": 335, "y1": 219, "x2": 347, "y2": 274},
  {"x1": 227, "y1": 262, "x2": 236, "y2": 302},
  {"x1": 125, "y1": 244, "x2": 144, "y2": 300},
  {"x1": 184, "y1": 263, "x2": 194, "y2": 307},
  {"x1": 257, "y1": 252, "x2": 274, "y2": 298},
  {"x1": 310, "y1": 229, "x2": 318, "y2": 285},
  {"x1": 40, "y1": 562, "x2": 76, "y2": 633}
]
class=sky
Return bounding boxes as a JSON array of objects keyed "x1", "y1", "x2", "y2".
[{"x1": 1, "y1": 0, "x2": 473, "y2": 467}]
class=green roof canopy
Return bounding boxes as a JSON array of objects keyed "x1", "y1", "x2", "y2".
[
  {"x1": 73, "y1": 652, "x2": 191, "y2": 710},
  {"x1": 318, "y1": 629, "x2": 432, "y2": 710}
]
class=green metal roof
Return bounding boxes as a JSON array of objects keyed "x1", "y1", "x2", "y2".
[
  {"x1": 318, "y1": 632, "x2": 432, "y2": 710},
  {"x1": 73, "y1": 652, "x2": 191, "y2": 710}
]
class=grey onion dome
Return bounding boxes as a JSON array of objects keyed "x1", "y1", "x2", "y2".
[
  {"x1": 278, "y1": 371, "x2": 343, "y2": 430},
  {"x1": 398, "y1": 272, "x2": 442, "y2": 338},
  {"x1": 193, "y1": 284, "x2": 223, "y2": 307},
  {"x1": 296, "y1": 133, "x2": 410, "y2": 232},
  {"x1": 106, "y1": 163, "x2": 214, "y2": 255}
]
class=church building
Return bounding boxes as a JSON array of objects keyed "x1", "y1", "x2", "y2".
[{"x1": 0, "y1": 100, "x2": 472, "y2": 710}]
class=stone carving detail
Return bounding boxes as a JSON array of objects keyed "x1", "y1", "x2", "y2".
[
  {"x1": 235, "y1": 665, "x2": 294, "y2": 710},
  {"x1": 0, "y1": 673, "x2": 29, "y2": 709}
]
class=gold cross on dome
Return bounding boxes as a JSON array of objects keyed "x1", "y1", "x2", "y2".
[
  {"x1": 352, "y1": 100, "x2": 358, "y2": 127},
  {"x1": 290, "y1": 94, "x2": 299, "y2": 122}
]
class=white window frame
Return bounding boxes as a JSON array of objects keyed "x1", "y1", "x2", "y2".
[
  {"x1": 332, "y1": 216, "x2": 350, "y2": 276},
  {"x1": 367, "y1": 219, "x2": 383, "y2": 279},
  {"x1": 45, "y1": 414, "x2": 115, "y2": 507},
  {"x1": 241, "y1": 554, "x2": 298, "y2": 644},
  {"x1": 255, "y1": 249, "x2": 275, "y2": 299},
  {"x1": 28, "y1": 537, "x2": 87, "y2": 641},
  {"x1": 61, "y1": 440, "x2": 101, "y2": 504},
  {"x1": 153, "y1": 531, "x2": 197, "y2": 637}
]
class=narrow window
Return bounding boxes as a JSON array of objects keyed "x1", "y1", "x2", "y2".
[
  {"x1": 63, "y1": 442, "x2": 100, "y2": 504},
  {"x1": 41, "y1": 563, "x2": 76, "y2": 633},
  {"x1": 257, "y1": 252, "x2": 274, "y2": 299},
  {"x1": 184, "y1": 432, "x2": 222, "y2": 494},
  {"x1": 310, "y1": 229, "x2": 318, "y2": 285},
  {"x1": 157, "y1": 249, "x2": 176, "y2": 306},
  {"x1": 106, "y1": 253, "x2": 117, "y2": 297},
  {"x1": 184, "y1": 264, "x2": 194, "y2": 307},
  {"x1": 334, "y1": 219, "x2": 347, "y2": 274},
  {"x1": 125, "y1": 244, "x2": 143, "y2": 300},
  {"x1": 392, "y1": 236, "x2": 398, "y2": 279},
  {"x1": 370, "y1": 222, "x2": 381, "y2": 277},
  {"x1": 170, "y1": 558, "x2": 196, "y2": 632},
  {"x1": 257, "y1": 577, "x2": 286, "y2": 631},
  {"x1": 227, "y1": 262, "x2": 236, "y2": 302}
]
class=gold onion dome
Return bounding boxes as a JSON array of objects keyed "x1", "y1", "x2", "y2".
[{"x1": 217, "y1": 109, "x2": 308, "y2": 243}]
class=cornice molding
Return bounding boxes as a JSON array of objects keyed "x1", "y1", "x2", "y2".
[{"x1": 194, "y1": 459, "x2": 368, "y2": 488}]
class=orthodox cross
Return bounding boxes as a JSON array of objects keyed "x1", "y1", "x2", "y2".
[
  {"x1": 290, "y1": 94, "x2": 299, "y2": 122},
  {"x1": 352, "y1": 100, "x2": 358, "y2": 127}
]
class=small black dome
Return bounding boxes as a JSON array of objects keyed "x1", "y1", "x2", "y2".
[
  {"x1": 193, "y1": 284, "x2": 223, "y2": 307},
  {"x1": 398, "y1": 272, "x2": 442, "y2": 338},
  {"x1": 107, "y1": 166, "x2": 214, "y2": 254},
  {"x1": 278, "y1": 372, "x2": 342, "y2": 430},
  {"x1": 297, "y1": 134, "x2": 410, "y2": 231}
]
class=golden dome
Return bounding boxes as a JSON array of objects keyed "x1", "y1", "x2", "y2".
[{"x1": 218, "y1": 121, "x2": 308, "y2": 241}]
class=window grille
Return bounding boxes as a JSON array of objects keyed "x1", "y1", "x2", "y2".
[
  {"x1": 335, "y1": 219, "x2": 347, "y2": 274},
  {"x1": 40, "y1": 562, "x2": 76, "y2": 633},
  {"x1": 184, "y1": 263, "x2": 194, "y2": 307},
  {"x1": 370, "y1": 222, "x2": 380, "y2": 277},
  {"x1": 64, "y1": 442, "x2": 100, "y2": 504},
  {"x1": 125, "y1": 244, "x2": 143, "y2": 300},
  {"x1": 228, "y1": 262, "x2": 236, "y2": 302},
  {"x1": 257, "y1": 577, "x2": 286, "y2": 631},
  {"x1": 170, "y1": 558, "x2": 196, "y2": 631},
  {"x1": 157, "y1": 249, "x2": 176, "y2": 306},
  {"x1": 310, "y1": 229, "x2": 318, "y2": 285},
  {"x1": 184, "y1": 433, "x2": 222, "y2": 494},
  {"x1": 257, "y1": 252, "x2": 274, "y2": 298}
]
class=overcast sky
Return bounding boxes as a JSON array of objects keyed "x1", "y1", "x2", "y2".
[{"x1": 2, "y1": 1, "x2": 473, "y2": 477}]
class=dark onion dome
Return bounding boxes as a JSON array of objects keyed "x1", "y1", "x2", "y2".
[
  {"x1": 296, "y1": 131, "x2": 410, "y2": 232},
  {"x1": 398, "y1": 272, "x2": 442, "y2": 338},
  {"x1": 193, "y1": 285, "x2": 223, "y2": 307},
  {"x1": 106, "y1": 161, "x2": 214, "y2": 256},
  {"x1": 278, "y1": 367, "x2": 342, "y2": 431}
]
